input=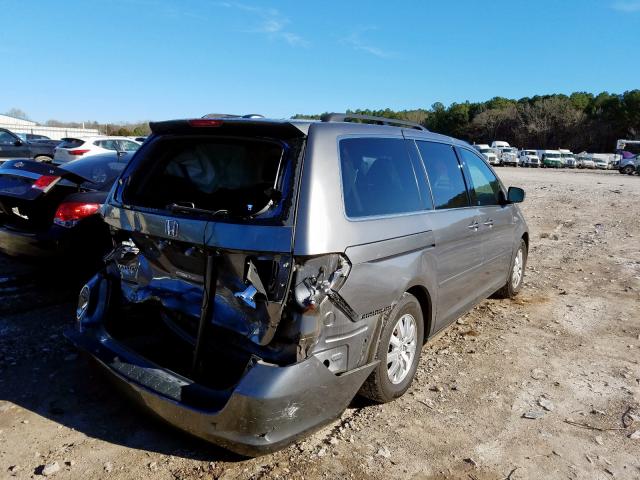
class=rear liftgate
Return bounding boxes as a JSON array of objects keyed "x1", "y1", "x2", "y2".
[{"x1": 101, "y1": 216, "x2": 360, "y2": 386}]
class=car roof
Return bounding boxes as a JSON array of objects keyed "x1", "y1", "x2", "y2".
[
  {"x1": 148, "y1": 116, "x2": 472, "y2": 149},
  {"x1": 63, "y1": 136, "x2": 142, "y2": 142}
]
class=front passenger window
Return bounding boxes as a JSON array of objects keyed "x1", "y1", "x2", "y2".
[
  {"x1": 96, "y1": 140, "x2": 119, "y2": 151},
  {"x1": 458, "y1": 148, "x2": 502, "y2": 206},
  {"x1": 120, "y1": 140, "x2": 140, "y2": 152}
]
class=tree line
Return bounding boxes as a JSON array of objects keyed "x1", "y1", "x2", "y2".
[
  {"x1": 294, "y1": 90, "x2": 640, "y2": 152},
  {"x1": 1, "y1": 108, "x2": 150, "y2": 137},
  {"x1": 43, "y1": 119, "x2": 150, "y2": 137}
]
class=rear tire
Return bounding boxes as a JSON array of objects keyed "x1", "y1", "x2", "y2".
[
  {"x1": 495, "y1": 239, "x2": 527, "y2": 299},
  {"x1": 359, "y1": 293, "x2": 424, "y2": 403},
  {"x1": 34, "y1": 155, "x2": 52, "y2": 163}
]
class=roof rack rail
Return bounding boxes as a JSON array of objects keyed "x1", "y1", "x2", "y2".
[{"x1": 320, "y1": 112, "x2": 427, "y2": 131}]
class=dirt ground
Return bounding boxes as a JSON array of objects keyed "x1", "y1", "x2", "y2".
[{"x1": 1, "y1": 168, "x2": 639, "y2": 480}]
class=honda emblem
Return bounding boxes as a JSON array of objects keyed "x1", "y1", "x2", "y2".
[{"x1": 165, "y1": 219, "x2": 179, "y2": 238}]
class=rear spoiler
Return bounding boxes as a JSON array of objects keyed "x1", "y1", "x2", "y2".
[
  {"x1": 149, "y1": 118, "x2": 309, "y2": 137},
  {"x1": 0, "y1": 159, "x2": 91, "y2": 186}
]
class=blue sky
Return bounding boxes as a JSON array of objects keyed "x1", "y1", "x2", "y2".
[{"x1": 1, "y1": 0, "x2": 639, "y2": 123}]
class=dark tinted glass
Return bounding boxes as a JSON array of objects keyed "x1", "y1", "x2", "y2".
[
  {"x1": 340, "y1": 137, "x2": 422, "y2": 218},
  {"x1": 458, "y1": 148, "x2": 502, "y2": 206},
  {"x1": 416, "y1": 141, "x2": 469, "y2": 209},
  {"x1": 59, "y1": 138, "x2": 84, "y2": 148},
  {"x1": 61, "y1": 155, "x2": 126, "y2": 190},
  {"x1": 0, "y1": 131, "x2": 17, "y2": 145}
]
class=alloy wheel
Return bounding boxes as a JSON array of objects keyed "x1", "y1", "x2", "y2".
[
  {"x1": 387, "y1": 313, "x2": 417, "y2": 384},
  {"x1": 512, "y1": 248, "x2": 523, "y2": 289}
]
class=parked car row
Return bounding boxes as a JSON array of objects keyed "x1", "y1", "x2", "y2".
[
  {"x1": 474, "y1": 141, "x2": 617, "y2": 170},
  {"x1": 0, "y1": 127, "x2": 142, "y2": 166},
  {"x1": 0, "y1": 113, "x2": 530, "y2": 456},
  {"x1": 0, "y1": 154, "x2": 127, "y2": 260}
]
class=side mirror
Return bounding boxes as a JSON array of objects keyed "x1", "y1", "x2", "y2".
[
  {"x1": 507, "y1": 186, "x2": 525, "y2": 203},
  {"x1": 14, "y1": 140, "x2": 23, "y2": 147}
]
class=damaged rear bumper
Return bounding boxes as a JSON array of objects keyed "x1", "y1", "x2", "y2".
[{"x1": 64, "y1": 325, "x2": 376, "y2": 456}]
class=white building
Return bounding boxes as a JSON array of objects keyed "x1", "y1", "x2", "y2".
[{"x1": 0, "y1": 114, "x2": 101, "y2": 140}]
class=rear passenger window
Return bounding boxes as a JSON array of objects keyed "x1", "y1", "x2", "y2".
[
  {"x1": 416, "y1": 141, "x2": 470, "y2": 209},
  {"x1": 339, "y1": 137, "x2": 423, "y2": 218},
  {"x1": 458, "y1": 148, "x2": 503, "y2": 206}
]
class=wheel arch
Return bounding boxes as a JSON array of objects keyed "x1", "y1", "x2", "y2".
[{"x1": 405, "y1": 284, "x2": 433, "y2": 344}]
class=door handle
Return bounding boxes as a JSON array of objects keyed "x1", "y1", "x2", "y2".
[
  {"x1": 467, "y1": 221, "x2": 479, "y2": 230},
  {"x1": 483, "y1": 219, "x2": 494, "y2": 227}
]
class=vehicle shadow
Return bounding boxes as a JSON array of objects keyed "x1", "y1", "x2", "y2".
[
  {"x1": 0, "y1": 256, "x2": 245, "y2": 463},
  {"x1": 1, "y1": 309, "x2": 246, "y2": 463}
]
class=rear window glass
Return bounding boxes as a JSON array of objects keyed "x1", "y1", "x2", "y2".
[
  {"x1": 59, "y1": 138, "x2": 84, "y2": 148},
  {"x1": 61, "y1": 156, "x2": 127, "y2": 191},
  {"x1": 339, "y1": 137, "x2": 423, "y2": 218},
  {"x1": 123, "y1": 137, "x2": 288, "y2": 219},
  {"x1": 416, "y1": 141, "x2": 470, "y2": 210}
]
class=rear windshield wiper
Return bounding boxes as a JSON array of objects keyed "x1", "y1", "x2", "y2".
[{"x1": 167, "y1": 203, "x2": 229, "y2": 218}]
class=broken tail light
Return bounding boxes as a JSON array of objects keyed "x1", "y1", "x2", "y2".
[
  {"x1": 54, "y1": 202, "x2": 101, "y2": 228},
  {"x1": 293, "y1": 254, "x2": 352, "y2": 313},
  {"x1": 32, "y1": 175, "x2": 61, "y2": 193}
]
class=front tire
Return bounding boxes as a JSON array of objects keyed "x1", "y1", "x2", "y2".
[
  {"x1": 34, "y1": 155, "x2": 52, "y2": 163},
  {"x1": 622, "y1": 165, "x2": 635, "y2": 175},
  {"x1": 495, "y1": 239, "x2": 527, "y2": 299},
  {"x1": 359, "y1": 293, "x2": 424, "y2": 403}
]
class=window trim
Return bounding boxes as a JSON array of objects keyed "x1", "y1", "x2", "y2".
[
  {"x1": 405, "y1": 139, "x2": 435, "y2": 211},
  {"x1": 336, "y1": 134, "x2": 430, "y2": 222}
]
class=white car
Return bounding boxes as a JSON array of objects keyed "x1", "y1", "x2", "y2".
[
  {"x1": 518, "y1": 149, "x2": 540, "y2": 167},
  {"x1": 593, "y1": 158, "x2": 608, "y2": 170},
  {"x1": 53, "y1": 136, "x2": 141, "y2": 164},
  {"x1": 474, "y1": 144, "x2": 500, "y2": 165},
  {"x1": 576, "y1": 155, "x2": 595, "y2": 169}
]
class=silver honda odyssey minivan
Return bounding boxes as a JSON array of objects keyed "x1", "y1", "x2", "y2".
[{"x1": 66, "y1": 113, "x2": 528, "y2": 455}]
